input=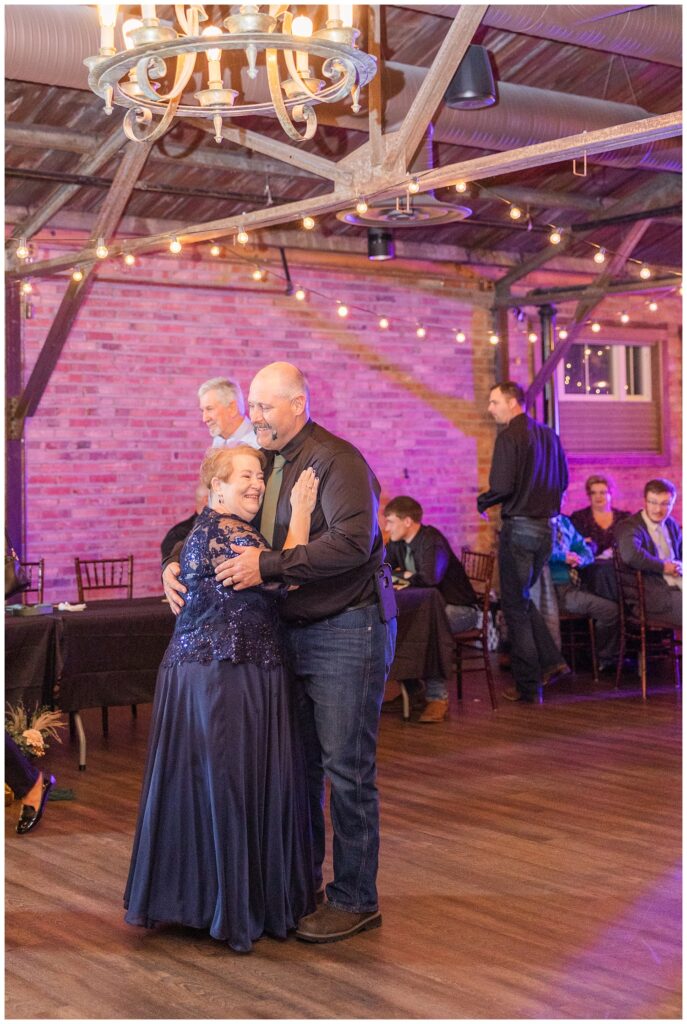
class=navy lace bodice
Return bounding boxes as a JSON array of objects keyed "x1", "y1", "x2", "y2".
[{"x1": 161, "y1": 507, "x2": 284, "y2": 670}]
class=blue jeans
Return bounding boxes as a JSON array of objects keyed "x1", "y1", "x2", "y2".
[
  {"x1": 423, "y1": 604, "x2": 479, "y2": 700},
  {"x1": 285, "y1": 605, "x2": 397, "y2": 913},
  {"x1": 499, "y1": 518, "x2": 563, "y2": 698}
]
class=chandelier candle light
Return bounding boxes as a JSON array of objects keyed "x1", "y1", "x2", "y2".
[{"x1": 87, "y1": 4, "x2": 377, "y2": 144}]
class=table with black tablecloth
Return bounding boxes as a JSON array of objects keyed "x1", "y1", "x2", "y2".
[
  {"x1": 5, "y1": 614, "x2": 60, "y2": 710},
  {"x1": 391, "y1": 587, "x2": 454, "y2": 681}
]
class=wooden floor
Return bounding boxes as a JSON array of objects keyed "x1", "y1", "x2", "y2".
[{"x1": 5, "y1": 663, "x2": 682, "y2": 1020}]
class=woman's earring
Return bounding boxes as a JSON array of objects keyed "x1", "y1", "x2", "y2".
[{"x1": 217, "y1": 491, "x2": 224, "y2": 503}]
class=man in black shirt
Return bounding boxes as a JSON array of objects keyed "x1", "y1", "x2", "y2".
[
  {"x1": 478, "y1": 381, "x2": 569, "y2": 702},
  {"x1": 384, "y1": 495, "x2": 478, "y2": 722},
  {"x1": 163, "y1": 362, "x2": 396, "y2": 944}
]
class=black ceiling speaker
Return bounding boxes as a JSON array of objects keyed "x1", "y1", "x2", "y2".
[
  {"x1": 444, "y1": 45, "x2": 496, "y2": 110},
  {"x1": 368, "y1": 228, "x2": 395, "y2": 261}
]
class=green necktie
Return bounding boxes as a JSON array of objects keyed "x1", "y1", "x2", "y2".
[
  {"x1": 403, "y1": 542, "x2": 416, "y2": 575},
  {"x1": 260, "y1": 454, "x2": 285, "y2": 547}
]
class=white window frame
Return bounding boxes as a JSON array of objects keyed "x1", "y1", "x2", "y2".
[{"x1": 557, "y1": 341, "x2": 652, "y2": 402}]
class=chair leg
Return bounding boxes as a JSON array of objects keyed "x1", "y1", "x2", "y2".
[
  {"x1": 130, "y1": 703, "x2": 137, "y2": 719},
  {"x1": 101, "y1": 706, "x2": 109, "y2": 737},
  {"x1": 455, "y1": 644, "x2": 463, "y2": 702},
  {"x1": 588, "y1": 619, "x2": 599, "y2": 683},
  {"x1": 640, "y1": 632, "x2": 647, "y2": 701},
  {"x1": 399, "y1": 682, "x2": 411, "y2": 722},
  {"x1": 483, "y1": 645, "x2": 497, "y2": 710},
  {"x1": 615, "y1": 632, "x2": 626, "y2": 690}
]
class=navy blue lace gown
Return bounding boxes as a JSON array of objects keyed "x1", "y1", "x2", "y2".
[{"x1": 124, "y1": 507, "x2": 315, "y2": 952}]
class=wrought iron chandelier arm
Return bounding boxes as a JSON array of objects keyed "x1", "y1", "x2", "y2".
[{"x1": 266, "y1": 49, "x2": 317, "y2": 142}]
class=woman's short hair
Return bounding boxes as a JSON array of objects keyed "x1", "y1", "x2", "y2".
[
  {"x1": 585, "y1": 474, "x2": 612, "y2": 496},
  {"x1": 200, "y1": 444, "x2": 265, "y2": 489}
]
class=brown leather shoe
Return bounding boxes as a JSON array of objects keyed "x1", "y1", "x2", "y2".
[
  {"x1": 501, "y1": 686, "x2": 535, "y2": 703},
  {"x1": 296, "y1": 904, "x2": 381, "y2": 943},
  {"x1": 542, "y1": 662, "x2": 571, "y2": 686},
  {"x1": 418, "y1": 699, "x2": 449, "y2": 723}
]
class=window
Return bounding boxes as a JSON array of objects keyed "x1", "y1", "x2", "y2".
[{"x1": 558, "y1": 342, "x2": 651, "y2": 401}]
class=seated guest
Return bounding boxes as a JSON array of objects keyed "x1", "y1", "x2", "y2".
[
  {"x1": 549, "y1": 514, "x2": 619, "y2": 673},
  {"x1": 160, "y1": 483, "x2": 209, "y2": 562},
  {"x1": 570, "y1": 475, "x2": 631, "y2": 557},
  {"x1": 614, "y1": 479, "x2": 682, "y2": 626},
  {"x1": 384, "y1": 496, "x2": 478, "y2": 723}
]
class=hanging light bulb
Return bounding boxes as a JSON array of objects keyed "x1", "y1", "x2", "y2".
[
  {"x1": 454, "y1": 180, "x2": 468, "y2": 193},
  {"x1": 21, "y1": 281, "x2": 33, "y2": 295},
  {"x1": 558, "y1": 328, "x2": 568, "y2": 340},
  {"x1": 337, "y1": 303, "x2": 349, "y2": 318},
  {"x1": 379, "y1": 316, "x2": 389, "y2": 329},
  {"x1": 620, "y1": 311, "x2": 630, "y2": 324},
  {"x1": 252, "y1": 267, "x2": 265, "y2": 281},
  {"x1": 408, "y1": 178, "x2": 420, "y2": 195},
  {"x1": 648, "y1": 300, "x2": 659, "y2": 312},
  {"x1": 97, "y1": 3, "x2": 118, "y2": 55},
  {"x1": 72, "y1": 268, "x2": 84, "y2": 282},
  {"x1": 416, "y1": 325, "x2": 426, "y2": 338},
  {"x1": 294, "y1": 287, "x2": 306, "y2": 301},
  {"x1": 639, "y1": 264, "x2": 652, "y2": 280},
  {"x1": 528, "y1": 331, "x2": 538, "y2": 343},
  {"x1": 95, "y1": 237, "x2": 109, "y2": 259},
  {"x1": 291, "y1": 14, "x2": 313, "y2": 73},
  {"x1": 236, "y1": 228, "x2": 249, "y2": 245},
  {"x1": 455, "y1": 330, "x2": 466, "y2": 344},
  {"x1": 593, "y1": 247, "x2": 606, "y2": 264},
  {"x1": 355, "y1": 197, "x2": 369, "y2": 215},
  {"x1": 210, "y1": 244, "x2": 221, "y2": 257},
  {"x1": 591, "y1": 321, "x2": 601, "y2": 333},
  {"x1": 548, "y1": 228, "x2": 562, "y2": 245},
  {"x1": 15, "y1": 237, "x2": 29, "y2": 260},
  {"x1": 489, "y1": 332, "x2": 499, "y2": 345},
  {"x1": 169, "y1": 236, "x2": 182, "y2": 254},
  {"x1": 509, "y1": 205, "x2": 522, "y2": 220},
  {"x1": 302, "y1": 216, "x2": 316, "y2": 231}
]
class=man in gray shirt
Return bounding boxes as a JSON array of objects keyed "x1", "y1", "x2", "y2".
[{"x1": 198, "y1": 377, "x2": 259, "y2": 449}]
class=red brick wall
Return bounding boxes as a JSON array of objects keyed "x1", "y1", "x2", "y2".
[{"x1": 18, "y1": 240, "x2": 682, "y2": 603}]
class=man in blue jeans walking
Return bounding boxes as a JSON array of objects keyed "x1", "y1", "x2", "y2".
[{"x1": 478, "y1": 381, "x2": 569, "y2": 702}]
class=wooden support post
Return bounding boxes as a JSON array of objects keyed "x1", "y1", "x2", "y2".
[{"x1": 5, "y1": 279, "x2": 25, "y2": 553}]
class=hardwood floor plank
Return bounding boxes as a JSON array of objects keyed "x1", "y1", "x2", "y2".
[{"x1": 5, "y1": 666, "x2": 681, "y2": 1019}]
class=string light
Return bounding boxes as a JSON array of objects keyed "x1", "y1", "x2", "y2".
[
  {"x1": 123, "y1": 252, "x2": 136, "y2": 266},
  {"x1": 210, "y1": 244, "x2": 221, "y2": 257},
  {"x1": 355, "y1": 198, "x2": 368, "y2": 214},
  {"x1": 558, "y1": 329, "x2": 568, "y2": 340},
  {"x1": 15, "y1": 237, "x2": 29, "y2": 260},
  {"x1": 379, "y1": 316, "x2": 389, "y2": 329},
  {"x1": 169, "y1": 236, "x2": 182, "y2": 254},
  {"x1": 548, "y1": 228, "x2": 562, "y2": 245},
  {"x1": 408, "y1": 178, "x2": 420, "y2": 195},
  {"x1": 236, "y1": 228, "x2": 250, "y2": 245},
  {"x1": 593, "y1": 247, "x2": 606, "y2": 265},
  {"x1": 489, "y1": 332, "x2": 499, "y2": 345},
  {"x1": 337, "y1": 302, "x2": 349, "y2": 318},
  {"x1": 508, "y1": 205, "x2": 522, "y2": 220},
  {"x1": 455, "y1": 330, "x2": 466, "y2": 343},
  {"x1": 302, "y1": 216, "x2": 316, "y2": 231},
  {"x1": 71, "y1": 268, "x2": 84, "y2": 282},
  {"x1": 591, "y1": 321, "x2": 601, "y2": 333},
  {"x1": 416, "y1": 325, "x2": 426, "y2": 338},
  {"x1": 21, "y1": 281, "x2": 33, "y2": 295},
  {"x1": 454, "y1": 180, "x2": 468, "y2": 193},
  {"x1": 528, "y1": 331, "x2": 538, "y2": 343},
  {"x1": 639, "y1": 264, "x2": 652, "y2": 279},
  {"x1": 620, "y1": 311, "x2": 630, "y2": 324},
  {"x1": 95, "y1": 237, "x2": 108, "y2": 259},
  {"x1": 294, "y1": 287, "x2": 306, "y2": 301},
  {"x1": 648, "y1": 300, "x2": 658, "y2": 312},
  {"x1": 252, "y1": 267, "x2": 265, "y2": 281}
]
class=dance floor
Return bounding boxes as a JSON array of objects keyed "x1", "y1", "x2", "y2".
[{"x1": 5, "y1": 663, "x2": 681, "y2": 1020}]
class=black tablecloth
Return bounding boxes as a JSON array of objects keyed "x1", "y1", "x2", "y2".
[
  {"x1": 5, "y1": 614, "x2": 60, "y2": 709},
  {"x1": 5, "y1": 590, "x2": 454, "y2": 712}
]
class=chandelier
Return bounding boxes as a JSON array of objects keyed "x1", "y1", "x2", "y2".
[{"x1": 86, "y1": 4, "x2": 377, "y2": 144}]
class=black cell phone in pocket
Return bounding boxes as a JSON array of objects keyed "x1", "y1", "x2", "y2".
[{"x1": 373, "y1": 563, "x2": 398, "y2": 623}]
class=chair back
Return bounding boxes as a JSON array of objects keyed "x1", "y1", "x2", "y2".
[
  {"x1": 74, "y1": 555, "x2": 134, "y2": 602},
  {"x1": 19, "y1": 559, "x2": 45, "y2": 605},
  {"x1": 612, "y1": 549, "x2": 644, "y2": 630},
  {"x1": 460, "y1": 548, "x2": 495, "y2": 616}
]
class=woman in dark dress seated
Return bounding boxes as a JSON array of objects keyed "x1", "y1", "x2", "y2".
[
  {"x1": 125, "y1": 444, "x2": 318, "y2": 953},
  {"x1": 570, "y1": 474, "x2": 631, "y2": 601},
  {"x1": 570, "y1": 474, "x2": 631, "y2": 556}
]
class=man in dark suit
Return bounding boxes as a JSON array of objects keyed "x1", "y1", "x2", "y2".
[
  {"x1": 384, "y1": 495, "x2": 478, "y2": 722},
  {"x1": 614, "y1": 478, "x2": 682, "y2": 626}
]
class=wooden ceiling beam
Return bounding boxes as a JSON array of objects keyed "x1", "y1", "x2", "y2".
[
  {"x1": 387, "y1": 5, "x2": 488, "y2": 168},
  {"x1": 367, "y1": 4, "x2": 385, "y2": 168},
  {"x1": 15, "y1": 140, "x2": 154, "y2": 422},
  {"x1": 496, "y1": 276, "x2": 680, "y2": 307}
]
